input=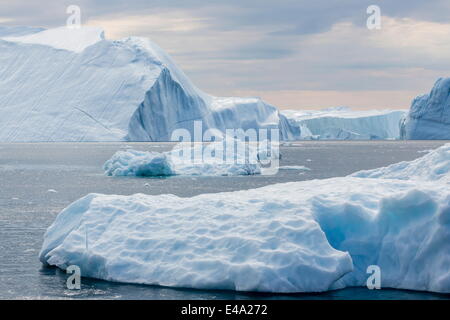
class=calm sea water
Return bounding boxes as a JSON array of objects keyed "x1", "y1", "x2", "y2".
[{"x1": 0, "y1": 141, "x2": 449, "y2": 300}]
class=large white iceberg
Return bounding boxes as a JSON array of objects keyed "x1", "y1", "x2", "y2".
[
  {"x1": 0, "y1": 26, "x2": 297, "y2": 142},
  {"x1": 0, "y1": 25, "x2": 410, "y2": 142},
  {"x1": 40, "y1": 144, "x2": 450, "y2": 293},
  {"x1": 401, "y1": 78, "x2": 450, "y2": 140},
  {"x1": 282, "y1": 107, "x2": 406, "y2": 140}
]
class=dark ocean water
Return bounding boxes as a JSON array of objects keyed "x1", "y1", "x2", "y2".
[{"x1": 0, "y1": 141, "x2": 449, "y2": 300}]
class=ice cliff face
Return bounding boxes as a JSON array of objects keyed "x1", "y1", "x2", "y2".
[
  {"x1": 0, "y1": 26, "x2": 297, "y2": 142},
  {"x1": 401, "y1": 78, "x2": 450, "y2": 140},
  {"x1": 126, "y1": 67, "x2": 296, "y2": 141},
  {"x1": 283, "y1": 107, "x2": 406, "y2": 140}
]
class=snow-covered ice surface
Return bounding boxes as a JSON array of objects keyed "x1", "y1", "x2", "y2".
[
  {"x1": 282, "y1": 107, "x2": 406, "y2": 140},
  {"x1": 401, "y1": 78, "x2": 450, "y2": 140},
  {"x1": 0, "y1": 26, "x2": 297, "y2": 142},
  {"x1": 353, "y1": 143, "x2": 450, "y2": 181},
  {"x1": 40, "y1": 144, "x2": 450, "y2": 293},
  {"x1": 103, "y1": 141, "x2": 279, "y2": 176},
  {"x1": 0, "y1": 26, "x2": 157, "y2": 141},
  {"x1": 3, "y1": 26, "x2": 105, "y2": 52}
]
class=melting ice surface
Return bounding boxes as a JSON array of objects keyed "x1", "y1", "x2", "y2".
[{"x1": 40, "y1": 144, "x2": 450, "y2": 293}]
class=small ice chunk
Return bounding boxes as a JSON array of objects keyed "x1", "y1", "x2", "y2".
[{"x1": 280, "y1": 166, "x2": 311, "y2": 171}]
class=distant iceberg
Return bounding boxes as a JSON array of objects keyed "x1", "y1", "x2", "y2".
[
  {"x1": 40, "y1": 144, "x2": 450, "y2": 293},
  {"x1": 401, "y1": 78, "x2": 450, "y2": 140},
  {"x1": 282, "y1": 107, "x2": 406, "y2": 140}
]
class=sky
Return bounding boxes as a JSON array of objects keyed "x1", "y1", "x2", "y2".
[{"x1": 1, "y1": 0, "x2": 450, "y2": 110}]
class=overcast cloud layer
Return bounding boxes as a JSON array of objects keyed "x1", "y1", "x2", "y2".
[{"x1": 1, "y1": 0, "x2": 450, "y2": 109}]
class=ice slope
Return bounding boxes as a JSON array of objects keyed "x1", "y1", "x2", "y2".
[
  {"x1": 401, "y1": 78, "x2": 450, "y2": 140},
  {"x1": 282, "y1": 107, "x2": 406, "y2": 140},
  {"x1": 0, "y1": 27, "x2": 160, "y2": 141},
  {"x1": 40, "y1": 144, "x2": 450, "y2": 293},
  {"x1": 0, "y1": 26, "x2": 297, "y2": 142},
  {"x1": 353, "y1": 143, "x2": 450, "y2": 181}
]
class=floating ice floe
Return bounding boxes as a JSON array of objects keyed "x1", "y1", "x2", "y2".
[
  {"x1": 279, "y1": 166, "x2": 311, "y2": 171},
  {"x1": 40, "y1": 144, "x2": 450, "y2": 293},
  {"x1": 103, "y1": 140, "x2": 279, "y2": 177},
  {"x1": 104, "y1": 150, "x2": 175, "y2": 177}
]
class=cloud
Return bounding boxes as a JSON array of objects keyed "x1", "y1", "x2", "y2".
[
  {"x1": 369, "y1": 17, "x2": 450, "y2": 61},
  {"x1": 87, "y1": 12, "x2": 208, "y2": 38},
  {"x1": 230, "y1": 89, "x2": 422, "y2": 110},
  {"x1": 1, "y1": 1, "x2": 450, "y2": 109},
  {"x1": 84, "y1": 13, "x2": 450, "y2": 109},
  {"x1": 0, "y1": 17, "x2": 13, "y2": 23}
]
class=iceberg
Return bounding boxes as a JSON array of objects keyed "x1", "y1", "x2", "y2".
[
  {"x1": 401, "y1": 78, "x2": 450, "y2": 140},
  {"x1": 103, "y1": 139, "x2": 280, "y2": 177},
  {"x1": 0, "y1": 25, "x2": 407, "y2": 142},
  {"x1": 353, "y1": 143, "x2": 450, "y2": 181},
  {"x1": 40, "y1": 144, "x2": 450, "y2": 293},
  {"x1": 282, "y1": 107, "x2": 406, "y2": 140},
  {"x1": 125, "y1": 66, "x2": 298, "y2": 142},
  {"x1": 0, "y1": 26, "x2": 297, "y2": 142},
  {"x1": 104, "y1": 150, "x2": 176, "y2": 177}
]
